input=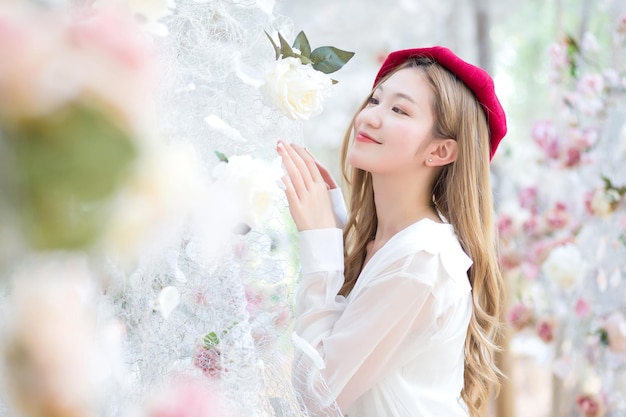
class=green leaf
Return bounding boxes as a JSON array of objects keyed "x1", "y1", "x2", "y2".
[
  {"x1": 292, "y1": 31, "x2": 311, "y2": 58},
  {"x1": 598, "y1": 328, "x2": 609, "y2": 346},
  {"x1": 264, "y1": 30, "x2": 280, "y2": 60},
  {"x1": 277, "y1": 32, "x2": 296, "y2": 58},
  {"x1": 215, "y1": 150, "x2": 229, "y2": 163},
  {"x1": 310, "y1": 46, "x2": 355, "y2": 74},
  {"x1": 204, "y1": 331, "x2": 220, "y2": 349},
  {"x1": 12, "y1": 101, "x2": 137, "y2": 250}
]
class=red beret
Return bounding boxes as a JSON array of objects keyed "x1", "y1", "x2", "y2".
[{"x1": 374, "y1": 46, "x2": 506, "y2": 160}]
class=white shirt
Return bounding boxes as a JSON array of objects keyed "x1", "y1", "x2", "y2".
[{"x1": 292, "y1": 190, "x2": 473, "y2": 417}]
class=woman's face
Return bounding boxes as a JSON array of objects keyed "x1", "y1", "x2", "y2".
[{"x1": 348, "y1": 67, "x2": 436, "y2": 175}]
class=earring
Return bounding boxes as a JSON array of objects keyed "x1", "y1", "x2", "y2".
[{"x1": 428, "y1": 158, "x2": 433, "y2": 162}]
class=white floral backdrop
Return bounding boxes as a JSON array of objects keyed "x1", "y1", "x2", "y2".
[{"x1": 0, "y1": 0, "x2": 625, "y2": 417}]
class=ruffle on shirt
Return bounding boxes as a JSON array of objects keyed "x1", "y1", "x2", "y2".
[{"x1": 356, "y1": 219, "x2": 473, "y2": 293}]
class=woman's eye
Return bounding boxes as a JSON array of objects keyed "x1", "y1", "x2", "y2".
[
  {"x1": 392, "y1": 107, "x2": 407, "y2": 115},
  {"x1": 368, "y1": 96, "x2": 379, "y2": 105}
]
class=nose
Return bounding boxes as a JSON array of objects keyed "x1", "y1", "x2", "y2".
[{"x1": 356, "y1": 105, "x2": 382, "y2": 129}]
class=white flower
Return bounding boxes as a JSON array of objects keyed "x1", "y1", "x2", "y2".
[
  {"x1": 212, "y1": 155, "x2": 283, "y2": 229},
  {"x1": 590, "y1": 188, "x2": 619, "y2": 218},
  {"x1": 263, "y1": 57, "x2": 332, "y2": 120},
  {"x1": 4, "y1": 256, "x2": 104, "y2": 417},
  {"x1": 542, "y1": 243, "x2": 587, "y2": 289},
  {"x1": 104, "y1": 143, "x2": 205, "y2": 259}
]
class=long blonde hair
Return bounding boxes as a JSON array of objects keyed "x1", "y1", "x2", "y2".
[{"x1": 338, "y1": 58, "x2": 504, "y2": 417}]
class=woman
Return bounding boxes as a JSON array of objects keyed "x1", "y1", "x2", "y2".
[{"x1": 277, "y1": 46, "x2": 506, "y2": 417}]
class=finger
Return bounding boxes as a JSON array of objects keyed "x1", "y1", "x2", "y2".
[
  {"x1": 277, "y1": 141, "x2": 306, "y2": 196},
  {"x1": 303, "y1": 147, "x2": 338, "y2": 189},
  {"x1": 291, "y1": 144, "x2": 323, "y2": 184},
  {"x1": 283, "y1": 142, "x2": 315, "y2": 188},
  {"x1": 280, "y1": 175, "x2": 299, "y2": 206},
  {"x1": 315, "y1": 161, "x2": 338, "y2": 189}
]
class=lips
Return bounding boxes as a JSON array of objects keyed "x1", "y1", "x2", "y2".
[{"x1": 355, "y1": 131, "x2": 381, "y2": 144}]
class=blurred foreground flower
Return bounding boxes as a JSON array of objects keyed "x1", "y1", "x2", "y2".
[
  {"x1": 0, "y1": 3, "x2": 155, "y2": 250},
  {"x1": 576, "y1": 393, "x2": 606, "y2": 417},
  {"x1": 2, "y1": 255, "x2": 122, "y2": 417},
  {"x1": 144, "y1": 376, "x2": 230, "y2": 417}
]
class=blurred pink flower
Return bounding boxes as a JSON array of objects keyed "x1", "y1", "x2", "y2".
[
  {"x1": 578, "y1": 74, "x2": 604, "y2": 96},
  {"x1": 548, "y1": 42, "x2": 569, "y2": 70},
  {"x1": 537, "y1": 318, "x2": 557, "y2": 343},
  {"x1": 565, "y1": 147, "x2": 581, "y2": 167},
  {"x1": 545, "y1": 201, "x2": 570, "y2": 229},
  {"x1": 146, "y1": 377, "x2": 229, "y2": 417},
  {"x1": 193, "y1": 345, "x2": 223, "y2": 379},
  {"x1": 507, "y1": 303, "x2": 534, "y2": 331},
  {"x1": 576, "y1": 393, "x2": 605, "y2": 417},
  {"x1": 518, "y1": 186, "x2": 538, "y2": 212},
  {"x1": 532, "y1": 120, "x2": 561, "y2": 160},
  {"x1": 497, "y1": 215, "x2": 514, "y2": 238},
  {"x1": 574, "y1": 298, "x2": 591, "y2": 318}
]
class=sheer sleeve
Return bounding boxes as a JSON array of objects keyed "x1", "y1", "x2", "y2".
[
  {"x1": 292, "y1": 228, "x2": 443, "y2": 412},
  {"x1": 328, "y1": 188, "x2": 347, "y2": 230}
]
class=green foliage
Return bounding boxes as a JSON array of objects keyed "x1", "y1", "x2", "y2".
[
  {"x1": 264, "y1": 30, "x2": 354, "y2": 76},
  {"x1": 9, "y1": 101, "x2": 137, "y2": 250},
  {"x1": 215, "y1": 150, "x2": 229, "y2": 163}
]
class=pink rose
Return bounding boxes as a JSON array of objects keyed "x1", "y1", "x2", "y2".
[
  {"x1": 576, "y1": 393, "x2": 605, "y2": 417},
  {"x1": 507, "y1": 303, "x2": 534, "y2": 331},
  {"x1": 537, "y1": 318, "x2": 556, "y2": 343},
  {"x1": 193, "y1": 345, "x2": 223, "y2": 378}
]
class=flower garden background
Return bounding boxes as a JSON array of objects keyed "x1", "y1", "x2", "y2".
[{"x1": 0, "y1": 0, "x2": 624, "y2": 417}]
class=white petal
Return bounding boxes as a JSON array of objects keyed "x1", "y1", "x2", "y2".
[
  {"x1": 204, "y1": 114, "x2": 246, "y2": 142},
  {"x1": 158, "y1": 286, "x2": 180, "y2": 320}
]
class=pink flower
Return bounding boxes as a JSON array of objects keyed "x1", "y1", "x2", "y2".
[
  {"x1": 545, "y1": 202, "x2": 570, "y2": 230},
  {"x1": 522, "y1": 215, "x2": 540, "y2": 235},
  {"x1": 532, "y1": 120, "x2": 561, "y2": 160},
  {"x1": 576, "y1": 393, "x2": 605, "y2": 417},
  {"x1": 497, "y1": 215, "x2": 514, "y2": 238},
  {"x1": 520, "y1": 261, "x2": 539, "y2": 280},
  {"x1": 548, "y1": 42, "x2": 569, "y2": 70},
  {"x1": 565, "y1": 147, "x2": 582, "y2": 167},
  {"x1": 193, "y1": 345, "x2": 223, "y2": 378},
  {"x1": 507, "y1": 303, "x2": 534, "y2": 331},
  {"x1": 518, "y1": 186, "x2": 538, "y2": 212},
  {"x1": 146, "y1": 377, "x2": 229, "y2": 417},
  {"x1": 577, "y1": 74, "x2": 605, "y2": 96},
  {"x1": 574, "y1": 298, "x2": 591, "y2": 318},
  {"x1": 537, "y1": 318, "x2": 557, "y2": 343}
]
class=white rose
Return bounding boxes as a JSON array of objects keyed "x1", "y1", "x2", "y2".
[
  {"x1": 263, "y1": 57, "x2": 332, "y2": 120},
  {"x1": 212, "y1": 155, "x2": 283, "y2": 229},
  {"x1": 542, "y1": 243, "x2": 587, "y2": 289},
  {"x1": 590, "y1": 188, "x2": 619, "y2": 218}
]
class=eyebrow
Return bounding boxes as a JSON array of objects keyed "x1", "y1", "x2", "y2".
[{"x1": 376, "y1": 86, "x2": 416, "y2": 104}]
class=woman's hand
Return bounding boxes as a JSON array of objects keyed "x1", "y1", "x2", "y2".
[
  {"x1": 304, "y1": 148, "x2": 339, "y2": 190},
  {"x1": 277, "y1": 141, "x2": 337, "y2": 231}
]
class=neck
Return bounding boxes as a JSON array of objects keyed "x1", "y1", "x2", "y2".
[{"x1": 371, "y1": 172, "x2": 440, "y2": 243}]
